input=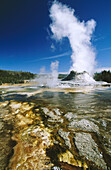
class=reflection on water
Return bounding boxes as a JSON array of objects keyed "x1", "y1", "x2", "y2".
[{"x1": 0, "y1": 85, "x2": 111, "y2": 169}]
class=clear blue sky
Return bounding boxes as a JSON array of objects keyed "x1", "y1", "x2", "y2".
[{"x1": 0, "y1": 0, "x2": 111, "y2": 73}]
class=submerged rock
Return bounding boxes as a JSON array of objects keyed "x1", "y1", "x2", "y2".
[
  {"x1": 58, "y1": 129, "x2": 71, "y2": 149},
  {"x1": 53, "y1": 108, "x2": 62, "y2": 116},
  {"x1": 64, "y1": 112, "x2": 77, "y2": 121},
  {"x1": 42, "y1": 107, "x2": 63, "y2": 123},
  {"x1": 68, "y1": 119, "x2": 99, "y2": 132},
  {"x1": 74, "y1": 132, "x2": 107, "y2": 169}
]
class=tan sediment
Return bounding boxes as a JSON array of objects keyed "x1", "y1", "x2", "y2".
[
  {"x1": 0, "y1": 82, "x2": 38, "y2": 88},
  {"x1": 15, "y1": 87, "x2": 90, "y2": 97},
  {"x1": 8, "y1": 101, "x2": 54, "y2": 170}
]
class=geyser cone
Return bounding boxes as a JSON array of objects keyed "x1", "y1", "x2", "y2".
[
  {"x1": 61, "y1": 70, "x2": 96, "y2": 85},
  {"x1": 62, "y1": 71, "x2": 76, "y2": 81}
]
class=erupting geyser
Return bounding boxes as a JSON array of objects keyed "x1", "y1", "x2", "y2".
[
  {"x1": 50, "y1": 1, "x2": 96, "y2": 75},
  {"x1": 50, "y1": 60, "x2": 59, "y2": 87}
]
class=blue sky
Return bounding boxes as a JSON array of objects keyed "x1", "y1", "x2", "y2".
[{"x1": 0, "y1": 0, "x2": 111, "y2": 73}]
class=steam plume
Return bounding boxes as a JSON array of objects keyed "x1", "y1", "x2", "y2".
[
  {"x1": 49, "y1": 1, "x2": 96, "y2": 75},
  {"x1": 50, "y1": 60, "x2": 59, "y2": 87},
  {"x1": 40, "y1": 66, "x2": 45, "y2": 74}
]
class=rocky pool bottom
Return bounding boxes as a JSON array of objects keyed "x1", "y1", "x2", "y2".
[{"x1": 0, "y1": 87, "x2": 111, "y2": 169}]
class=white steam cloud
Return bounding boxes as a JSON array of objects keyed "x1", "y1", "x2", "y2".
[
  {"x1": 40, "y1": 66, "x2": 46, "y2": 74},
  {"x1": 49, "y1": 1, "x2": 96, "y2": 75},
  {"x1": 50, "y1": 60, "x2": 59, "y2": 87}
]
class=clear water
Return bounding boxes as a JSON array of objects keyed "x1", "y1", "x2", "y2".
[{"x1": 0, "y1": 85, "x2": 111, "y2": 169}]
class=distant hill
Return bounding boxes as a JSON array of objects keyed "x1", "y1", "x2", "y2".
[{"x1": 0, "y1": 70, "x2": 36, "y2": 85}]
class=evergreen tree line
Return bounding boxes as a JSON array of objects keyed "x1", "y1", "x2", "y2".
[
  {"x1": 94, "y1": 70, "x2": 111, "y2": 83},
  {"x1": 0, "y1": 69, "x2": 111, "y2": 85},
  {"x1": 0, "y1": 70, "x2": 36, "y2": 85}
]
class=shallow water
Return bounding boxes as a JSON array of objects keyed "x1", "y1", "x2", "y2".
[{"x1": 0, "y1": 85, "x2": 111, "y2": 169}]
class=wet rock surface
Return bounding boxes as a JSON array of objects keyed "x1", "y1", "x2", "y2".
[
  {"x1": 58, "y1": 129, "x2": 71, "y2": 149},
  {"x1": 68, "y1": 119, "x2": 99, "y2": 132},
  {"x1": 74, "y1": 132, "x2": 107, "y2": 169},
  {"x1": 42, "y1": 107, "x2": 63, "y2": 123}
]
